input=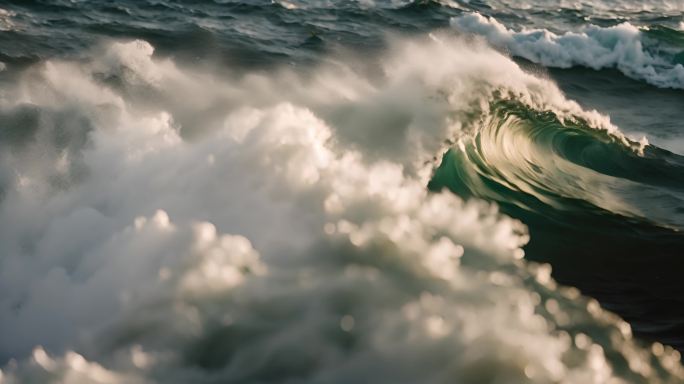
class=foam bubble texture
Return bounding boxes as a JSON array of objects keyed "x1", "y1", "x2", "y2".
[
  {"x1": 452, "y1": 13, "x2": 684, "y2": 89},
  {"x1": 0, "y1": 36, "x2": 680, "y2": 383}
]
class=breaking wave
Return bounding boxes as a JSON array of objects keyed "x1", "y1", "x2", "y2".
[
  {"x1": 431, "y1": 99, "x2": 684, "y2": 228},
  {"x1": 0, "y1": 35, "x2": 682, "y2": 383},
  {"x1": 429, "y1": 96, "x2": 684, "y2": 356},
  {"x1": 451, "y1": 12, "x2": 684, "y2": 89}
]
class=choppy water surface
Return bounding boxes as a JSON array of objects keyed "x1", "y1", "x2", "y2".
[{"x1": 0, "y1": 1, "x2": 683, "y2": 383}]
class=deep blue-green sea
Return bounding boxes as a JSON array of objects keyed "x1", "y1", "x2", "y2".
[{"x1": 1, "y1": 1, "x2": 684, "y2": 383}]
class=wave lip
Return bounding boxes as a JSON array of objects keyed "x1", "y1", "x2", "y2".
[{"x1": 451, "y1": 12, "x2": 684, "y2": 89}]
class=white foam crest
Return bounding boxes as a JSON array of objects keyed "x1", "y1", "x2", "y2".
[
  {"x1": 0, "y1": 37, "x2": 680, "y2": 382},
  {"x1": 485, "y1": 0, "x2": 684, "y2": 14},
  {"x1": 272, "y1": 0, "x2": 423, "y2": 10},
  {"x1": 0, "y1": 347, "x2": 147, "y2": 384},
  {"x1": 0, "y1": 8, "x2": 15, "y2": 32},
  {"x1": 451, "y1": 12, "x2": 684, "y2": 89}
]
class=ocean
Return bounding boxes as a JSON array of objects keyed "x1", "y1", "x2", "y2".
[{"x1": 0, "y1": 1, "x2": 683, "y2": 383}]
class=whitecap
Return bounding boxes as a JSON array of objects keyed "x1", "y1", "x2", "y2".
[{"x1": 452, "y1": 12, "x2": 684, "y2": 89}]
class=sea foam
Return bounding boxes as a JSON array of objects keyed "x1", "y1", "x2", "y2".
[
  {"x1": 0, "y1": 8, "x2": 15, "y2": 32},
  {"x1": 0, "y1": 36, "x2": 680, "y2": 383},
  {"x1": 451, "y1": 12, "x2": 684, "y2": 89}
]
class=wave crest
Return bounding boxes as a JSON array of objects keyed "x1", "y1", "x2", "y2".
[{"x1": 451, "y1": 12, "x2": 684, "y2": 89}]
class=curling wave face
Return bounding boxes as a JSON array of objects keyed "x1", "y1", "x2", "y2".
[
  {"x1": 0, "y1": 36, "x2": 682, "y2": 383},
  {"x1": 431, "y1": 99, "x2": 684, "y2": 227},
  {"x1": 430, "y1": 99, "x2": 684, "y2": 351}
]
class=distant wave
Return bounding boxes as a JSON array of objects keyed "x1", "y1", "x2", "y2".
[
  {"x1": 484, "y1": 0, "x2": 684, "y2": 13},
  {"x1": 451, "y1": 13, "x2": 684, "y2": 89}
]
